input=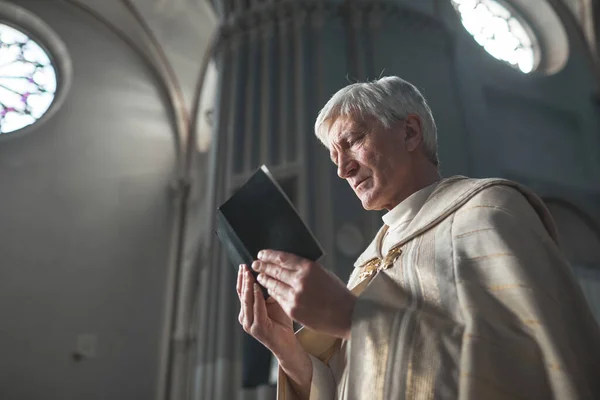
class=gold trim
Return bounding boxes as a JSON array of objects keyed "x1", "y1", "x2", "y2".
[
  {"x1": 357, "y1": 244, "x2": 403, "y2": 280},
  {"x1": 488, "y1": 283, "x2": 530, "y2": 292},
  {"x1": 381, "y1": 245, "x2": 403, "y2": 270},
  {"x1": 358, "y1": 257, "x2": 381, "y2": 280},
  {"x1": 462, "y1": 252, "x2": 514, "y2": 262},
  {"x1": 454, "y1": 227, "x2": 494, "y2": 239}
]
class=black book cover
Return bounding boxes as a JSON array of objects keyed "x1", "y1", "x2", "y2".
[{"x1": 215, "y1": 165, "x2": 324, "y2": 298}]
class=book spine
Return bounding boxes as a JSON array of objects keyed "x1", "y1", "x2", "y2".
[
  {"x1": 216, "y1": 209, "x2": 253, "y2": 265},
  {"x1": 215, "y1": 210, "x2": 269, "y2": 298}
]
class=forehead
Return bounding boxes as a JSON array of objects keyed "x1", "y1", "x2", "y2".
[{"x1": 327, "y1": 116, "x2": 368, "y2": 143}]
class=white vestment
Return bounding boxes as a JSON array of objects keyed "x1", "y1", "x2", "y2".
[{"x1": 278, "y1": 176, "x2": 600, "y2": 400}]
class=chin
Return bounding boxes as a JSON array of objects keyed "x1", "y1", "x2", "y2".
[
  {"x1": 363, "y1": 203, "x2": 385, "y2": 211},
  {"x1": 360, "y1": 196, "x2": 384, "y2": 211},
  {"x1": 358, "y1": 188, "x2": 385, "y2": 211}
]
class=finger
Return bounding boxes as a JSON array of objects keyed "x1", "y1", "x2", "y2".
[
  {"x1": 242, "y1": 267, "x2": 255, "y2": 328},
  {"x1": 259, "y1": 278, "x2": 291, "y2": 319},
  {"x1": 257, "y1": 272, "x2": 292, "y2": 302},
  {"x1": 256, "y1": 250, "x2": 301, "y2": 269},
  {"x1": 252, "y1": 261, "x2": 297, "y2": 286},
  {"x1": 253, "y1": 283, "x2": 268, "y2": 327},
  {"x1": 238, "y1": 266, "x2": 245, "y2": 324},
  {"x1": 236, "y1": 264, "x2": 244, "y2": 298},
  {"x1": 238, "y1": 268, "x2": 245, "y2": 324}
]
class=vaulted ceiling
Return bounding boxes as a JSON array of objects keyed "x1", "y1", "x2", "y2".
[
  {"x1": 35, "y1": 0, "x2": 600, "y2": 98},
  {"x1": 77, "y1": 0, "x2": 597, "y2": 71}
]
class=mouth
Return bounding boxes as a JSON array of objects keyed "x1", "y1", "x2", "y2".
[{"x1": 354, "y1": 178, "x2": 369, "y2": 190}]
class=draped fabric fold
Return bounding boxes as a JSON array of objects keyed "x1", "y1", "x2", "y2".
[{"x1": 278, "y1": 176, "x2": 600, "y2": 400}]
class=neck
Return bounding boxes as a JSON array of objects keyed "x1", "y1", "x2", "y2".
[
  {"x1": 386, "y1": 162, "x2": 441, "y2": 210},
  {"x1": 414, "y1": 162, "x2": 442, "y2": 191}
]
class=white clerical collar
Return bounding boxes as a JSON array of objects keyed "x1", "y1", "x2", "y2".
[{"x1": 381, "y1": 182, "x2": 439, "y2": 231}]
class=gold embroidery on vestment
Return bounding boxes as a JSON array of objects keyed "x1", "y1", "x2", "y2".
[
  {"x1": 456, "y1": 204, "x2": 510, "y2": 214},
  {"x1": 405, "y1": 358, "x2": 414, "y2": 399},
  {"x1": 454, "y1": 227, "x2": 494, "y2": 239},
  {"x1": 415, "y1": 234, "x2": 442, "y2": 310},
  {"x1": 548, "y1": 362, "x2": 564, "y2": 371},
  {"x1": 409, "y1": 313, "x2": 437, "y2": 400},
  {"x1": 488, "y1": 283, "x2": 530, "y2": 292},
  {"x1": 358, "y1": 245, "x2": 403, "y2": 280},
  {"x1": 462, "y1": 252, "x2": 514, "y2": 262}
]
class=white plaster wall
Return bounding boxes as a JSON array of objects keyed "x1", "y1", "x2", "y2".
[{"x1": 0, "y1": 1, "x2": 177, "y2": 399}]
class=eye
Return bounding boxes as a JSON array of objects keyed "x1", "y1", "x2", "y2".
[{"x1": 349, "y1": 135, "x2": 365, "y2": 147}]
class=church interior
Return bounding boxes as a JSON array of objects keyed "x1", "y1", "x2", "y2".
[{"x1": 1, "y1": 0, "x2": 599, "y2": 399}]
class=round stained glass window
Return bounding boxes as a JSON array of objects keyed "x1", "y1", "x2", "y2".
[
  {"x1": 0, "y1": 22, "x2": 57, "y2": 134},
  {"x1": 451, "y1": 0, "x2": 538, "y2": 73}
]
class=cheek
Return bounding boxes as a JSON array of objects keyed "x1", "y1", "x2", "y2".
[
  {"x1": 356, "y1": 146, "x2": 395, "y2": 183},
  {"x1": 368, "y1": 156, "x2": 398, "y2": 191},
  {"x1": 356, "y1": 148, "x2": 379, "y2": 169},
  {"x1": 369, "y1": 153, "x2": 390, "y2": 178}
]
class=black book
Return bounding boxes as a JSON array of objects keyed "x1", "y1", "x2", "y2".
[{"x1": 215, "y1": 165, "x2": 324, "y2": 298}]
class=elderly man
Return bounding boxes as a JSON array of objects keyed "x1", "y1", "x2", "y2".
[{"x1": 236, "y1": 76, "x2": 600, "y2": 399}]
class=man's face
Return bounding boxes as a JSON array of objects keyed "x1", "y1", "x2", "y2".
[{"x1": 328, "y1": 115, "x2": 416, "y2": 211}]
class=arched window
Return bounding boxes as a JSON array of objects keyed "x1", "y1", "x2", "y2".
[
  {"x1": 451, "y1": 0, "x2": 539, "y2": 73},
  {"x1": 0, "y1": 22, "x2": 58, "y2": 134}
]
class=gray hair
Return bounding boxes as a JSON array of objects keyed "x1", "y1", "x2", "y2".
[{"x1": 314, "y1": 76, "x2": 439, "y2": 166}]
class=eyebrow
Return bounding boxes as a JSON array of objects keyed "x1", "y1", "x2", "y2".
[
  {"x1": 329, "y1": 130, "x2": 364, "y2": 163},
  {"x1": 334, "y1": 130, "x2": 363, "y2": 143}
]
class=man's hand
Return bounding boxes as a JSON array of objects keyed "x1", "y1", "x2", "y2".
[
  {"x1": 237, "y1": 265, "x2": 295, "y2": 351},
  {"x1": 253, "y1": 250, "x2": 356, "y2": 339},
  {"x1": 237, "y1": 265, "x2": 312, "y2": 399}
]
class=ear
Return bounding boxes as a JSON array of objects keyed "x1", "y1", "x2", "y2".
[{"x1": 404, "y1": 114, "x2": 423, "y2": 152}]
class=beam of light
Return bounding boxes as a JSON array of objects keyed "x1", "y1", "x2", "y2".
[{"x1": 451, "y1": 0, "x2": 536, "y2": 73}]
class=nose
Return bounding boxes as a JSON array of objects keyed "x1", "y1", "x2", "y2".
[{"x1": 337, "y1": 155, "x2": 358, "y2": 179}]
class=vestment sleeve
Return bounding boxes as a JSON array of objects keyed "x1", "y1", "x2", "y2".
[
  {"x1": 277, "y1": 355, "x2": 335, "y2": 400},
  {"x1": 345, "y1": 186, "x2": 600, "y2": 399},
  {"x1": 276, "y1": 269, "x2": 365, "y2": 400},
  {"x1": 449, "y1": 186, "x2": 600, "y2": 399}
]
